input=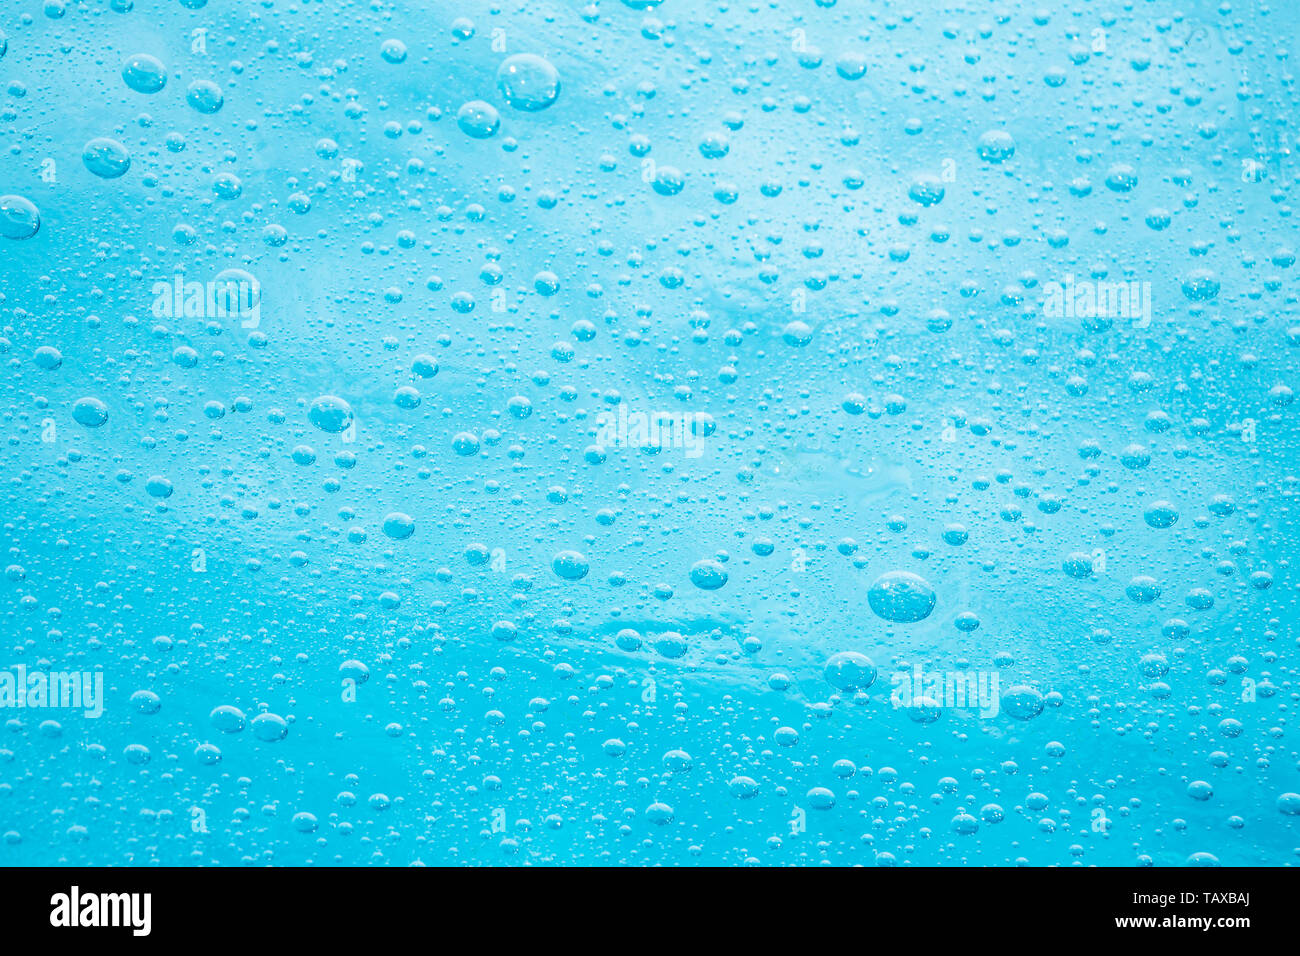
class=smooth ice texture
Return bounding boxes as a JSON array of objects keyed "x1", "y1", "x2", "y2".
[{"x1": 1, "y1": 0, "x2": 1299, "y2": 868}]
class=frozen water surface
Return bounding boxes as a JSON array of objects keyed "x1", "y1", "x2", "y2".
[{"x1": 0, "y1": 0, "x2": 1298, "y2": 866}]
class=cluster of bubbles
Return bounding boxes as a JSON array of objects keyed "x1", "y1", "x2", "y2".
[{"x1": 0, "y1": 0, "x2": 1297, "y2": 869}]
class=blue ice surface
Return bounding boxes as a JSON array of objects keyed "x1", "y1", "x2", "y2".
[{"x1": 1, "y1": 0, "x2": 1298, "y2": 867}]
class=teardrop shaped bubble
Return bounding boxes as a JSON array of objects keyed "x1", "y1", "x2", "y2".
[
  {"x1": 908, "y1": 174, "x2": 945, "y2": 206},
  {"x1": 976, "y1": 129, "x2": 1016, "y2": 163},
  {"x1": 72, "y1": 397, "x2": 109, "y2": 428},
  {"x1": 457, "y1": 100, "x2": 500, "y2": 138},
  {"x1": 551, "y1": 550, "x2": 589, "y2": 580},
  {"x1": 729, "y1": 776, "x2": 759, "y2": 799},
  {"x1": 1144, "y1": 500, "x2": 1179, "y2": 528},
  {"x1": 867, "y1": 571, "x2": 936, "y2": 623},
  {"x1": 688, "y1": 558, "x2": 728, "y2": 590},
  {"x1": 652, "y1": 165, "x2": 685, "y2": 196},
  {"x1": 82, "y1": 137, "x2": 132, "y2": 179},
  {"x1": 496, "y1": 53, "x2": 561, "y2": 111},
  {"x1": 782, "y1": 320, "x2": 813, "y2": 346},
  {"x1": 1104, "y1": 163, "x2": 1138, "y2": 192},
  {"x1": 654, "y1": 632, "x2": 687, "y2": 658},
  {"x1": 1181, "y1": 269, "x2": 1220, "y2": 301},
  {"x1": 1126, "y1": 575, "x2": 1162, "y2": 603},
  {"x1": 905, "y1": 696, "x2": 943, "y2": 723},
  {"x1": 0, "y1": 194, "x2": 40, "y2": 239},
  {"x1": 212, "y1": 267, "x2": 260, "y2": 317},
  {"x1": 250, "y1": 712, "x2": 289, "y2": 742},
  {"x1": 1062, "y1": 552, "x2": 1094, "y2": 579},
  {"x1": 339, "y1": 660, "x2": 370, "y2": 684},
  {"x1": 308, "y1": 395, "x2": 354, "y2": 433},
  {"x1": 122, "y1": 53, "x2": 167, "y2": 93},
  {"x1": 382, "y1": 513, "x2": 415, "y2": 540},
  {"x1": 451, "y1": 431, "x2": 481, "y2": 456},
  {"x1": 186, "y1": 79, "x2": 224, "y2": 113},
  {"x1": 1001, "y1": 685, "x2": 1045, "y2": 720},
  {"x1": 209, "y1": 705, "x2": 245, "y2": 733},
  {"x1": 823, "y1": 651, "x2": 877, "y2": 691}
]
